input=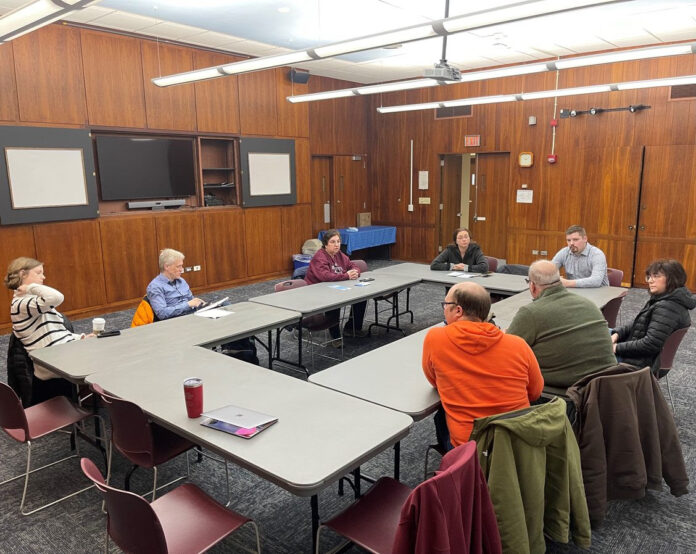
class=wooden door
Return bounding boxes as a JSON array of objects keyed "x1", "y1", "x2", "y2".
[
  {"x1": 332, "y1": 156, "x2": 361, "y2": 228},
  {"x1": 635, "y1": 145, "x2": 696, "y2": 290},
  {"x1": 311, "y1": 156, "x2": 332, "y2": 235},
  {"x1": 549, "y1": 147, "x2": 643, "y2": 285},
  {"x1": 440, "y1": 155, "x2": 462, "y2": 251},
  {"x1": 470, "y1": 153, "x2": 509, "y2": 259}
]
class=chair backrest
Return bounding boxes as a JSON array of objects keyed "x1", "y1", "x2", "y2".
[
  {"x1": 274, "y1": 279, "x2": 307, "y2": 292},
  {"x1": 659, "y1": 327, "x2": 689, "y2": 371},
  {"x1": 607, "y1": 268, "x2": 623, "y2": 287},
  {"x1": 393, "y1": 441, "x2": 501, "y2": 553},
  {"x1": 92, "y1": 385, "x2": 155, "y2": 465},
  {"x1": 601, "y1": 296, "x2": 624, "y2": 328},
  {"x1": 0, "y1": 382, "x2": 30, "y2": 441},
  {"x1": 352, "y1": 259, "x2": 368, "y2": 273},
  {"x1": 81, "y1": 458, "x2": 168, "y2": 554},
  {"x1": 484, "y1": 256, "x2": 498, "y2": 272},
  {"x1": 131, "y1": 296, "x2": 156, "y2": 327},
  {"x1": 6, "y1": 334, "x2": 35, "y2": 408}
]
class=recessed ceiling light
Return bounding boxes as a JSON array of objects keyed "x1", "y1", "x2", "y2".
[
  {"x1": 277, "y1": 7, "x2": 290, "y2": 13},
  {"x1": 383, "y1": 44, "x2": 403, "y2": 50}
]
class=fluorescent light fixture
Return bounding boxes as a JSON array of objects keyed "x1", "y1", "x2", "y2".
[
  {"x1": 312, "y1": 25, "x2": 436, "y2": 58},
  {"x1": 554, "y1": 43, "x2": 696, "y2": 69},
  {"x1": 377, "y1": 75, "x2": 696, "y2": 114},
  {"x1": 355, "y1": 79, "x2": 440, "y2": 95},
  {"x1": 152, "y1": 67, "x2": 226, "y2": 87},
  {"x1": 286, "y1": 89, "x2": 357, "y2": 103},
  {"x1": 0, "y1": 0, "x2": 94, "y2": 43},
  {"x1": 459, "y1": 63, "x2": 549, "y2": 82},
  {"x1": 377, "y1": 102, "x2": 443, "y2": 114},
  {"x1": 220, "y1": 51, "x2": 313, "y2": 74},
  {"x1": 444, "y1": 94, "x2": 518, "y2": 107},
  {"x1": 521, "y1": 84, "x2": 611, "y2": 100},
  {"x1": 287, "y1": 41, "x2": 696, "y2": 104},
  {"x1": 154, "y1": 0, "x2": 622, "y2": 86},
  {"x1": 441, "y1": 0, "x2": 616, "y2": 33},
  {"x1": 616, "y1": 75, "x2": 696, "y2": 90}
]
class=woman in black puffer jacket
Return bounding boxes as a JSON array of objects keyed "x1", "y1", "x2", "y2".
[{"x1": 612, "y1": 259, "x2": 695, "y2": 371}]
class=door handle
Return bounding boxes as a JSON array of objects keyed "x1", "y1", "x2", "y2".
[
  {"x1": 339, "y1": 175, "x2": 344, "y2": 192},
  {"x1": 321, "y1": 176, "x2": 325, "y2": 194},
  {"x1": 640, "y1": 225, "x2": 645, "y2": 231},
  {"x1": 627, "y1": 225, "x2": 635, "y2": 231}
]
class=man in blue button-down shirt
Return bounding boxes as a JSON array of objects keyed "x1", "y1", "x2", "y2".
[
  {"x1": 551, "y1": 225, "x2": 609, "y2": 288},
  {"x1": 146, "y1": 248, "x2": 204, "y2": 320}
]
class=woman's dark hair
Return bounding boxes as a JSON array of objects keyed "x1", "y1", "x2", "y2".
[
  {"x1": 452, "y1": 227, "x2": 473, "y2": 244},
  {"x1": 645, "y1": 259, "x2": 687, "y2": 294},
  {"x1": 321, "y1": 229, "x2": 341, "y2": 248}
]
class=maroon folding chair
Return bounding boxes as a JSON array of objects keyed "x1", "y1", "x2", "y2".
[
  {"x1": 81, "y1": 457, "x2": 260, "y2": 554},
  {"x1": 485, "y1": 256, "x2": 498, "y2": 272},
  {"x1": 92, "y1": 384, "x2": 196, "y2": 501},
  {"x1": 0, "y1": 381, "x2": 106, "y2": 515},
  {"x1": 316, "y1": 442, "x2": 501, "y2": 553}
]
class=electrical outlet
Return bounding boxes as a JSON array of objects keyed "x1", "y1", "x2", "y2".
[
  {"x1": 193, "y1": 265, "x2": 201, "y2": 271},
  {"x1": 407, "y1": 204, "x2": 414, "y2": 212},
  {"x1": 185, "y1": 266, "x2": 192, "y2": 272}
]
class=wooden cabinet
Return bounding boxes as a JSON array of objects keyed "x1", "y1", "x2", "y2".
[{"x1": 199, "y1": 137, "x2": 239, "y2": 206}]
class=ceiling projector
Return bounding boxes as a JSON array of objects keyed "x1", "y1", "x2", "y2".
[{"x1": 423, "y1": 63, "x2": 461, "y2": 82}]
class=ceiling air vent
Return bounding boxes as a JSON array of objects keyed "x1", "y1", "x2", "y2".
[
  {"x1": 435, "y1": 105, "x2": 472, "y2": 119},
  {"x1": 670, "y1": 84, "x2": 696, "y2": 99}
]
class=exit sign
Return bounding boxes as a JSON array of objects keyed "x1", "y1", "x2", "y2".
[{"x1": 465, "y1": 135, "x2": 480, "y2": 147}]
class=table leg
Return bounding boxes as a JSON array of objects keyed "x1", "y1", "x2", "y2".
[
  {"x1": 311, "y1": 494, "x2": 319, "y2": 553},
  {"x1": 394, "y1": 441, "x2": 401, "y2": 480}
]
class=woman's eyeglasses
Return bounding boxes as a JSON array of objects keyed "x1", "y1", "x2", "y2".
[{"x1": 645, "y1": 273, "x2": 664, "y2": 282}]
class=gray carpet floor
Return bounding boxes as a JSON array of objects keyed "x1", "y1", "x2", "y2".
[{"x1": 1, "y1": 259, "x2": 694, "y2": 553}]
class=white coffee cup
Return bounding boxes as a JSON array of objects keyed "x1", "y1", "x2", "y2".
[{"x1": 92, "y1": 318, "x2": 106, "y2": 335}]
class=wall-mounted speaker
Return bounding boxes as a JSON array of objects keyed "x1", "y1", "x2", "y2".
[{"x1": 288, "y1": 69, "x2": 310, "y2": 84}]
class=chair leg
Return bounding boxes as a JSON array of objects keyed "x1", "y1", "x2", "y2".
[{"x1": 665, "y1": 374, "x2": 676, "y2": 413}]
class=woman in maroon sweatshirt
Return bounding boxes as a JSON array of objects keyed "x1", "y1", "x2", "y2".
[{"x1": 305, "y1": 229, "x2": 367, "y2": 345}]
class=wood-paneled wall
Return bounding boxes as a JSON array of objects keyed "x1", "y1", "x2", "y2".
[
  {"x1": 369, "y1": 50, "x2": 696, "y2": 288},
  {"x1": 0, "y1": 24, "x2": 368, "y2": 330}
]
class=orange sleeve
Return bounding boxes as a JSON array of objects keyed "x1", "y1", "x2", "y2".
[
  {"x1": 525, "y1": 346, "x2": 544, "y2": 400},
  {"x1": 422, "y1": 330, "x2": 437, "y2": 388}
]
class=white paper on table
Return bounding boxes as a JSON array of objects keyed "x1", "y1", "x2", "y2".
[
  {"x1": 195, "y1": 308, "x2": 233, "y2": 319},
  {"x1": 447, "y1": 271, "x2": 474, "y2": 278}
]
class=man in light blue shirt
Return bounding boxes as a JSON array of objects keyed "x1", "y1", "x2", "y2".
[
  {"x1": 146, "y1": 248, "x2": 204, "y2": 320},
  {"x1": 551, "y1": 225, "x2": 609, "y2": 288}
]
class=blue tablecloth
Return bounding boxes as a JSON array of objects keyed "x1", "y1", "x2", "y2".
[{"x1": 318, "y1": 226, "x2": 397, "y2": 255}]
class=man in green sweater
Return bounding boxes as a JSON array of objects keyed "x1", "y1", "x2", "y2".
[{"x1": 507, "y1": 260, "x2": 616, "y2": 395}]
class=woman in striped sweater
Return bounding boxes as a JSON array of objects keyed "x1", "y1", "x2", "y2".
[{"x1": 5, "y1": 257, "x2": 90, "y2": 401}]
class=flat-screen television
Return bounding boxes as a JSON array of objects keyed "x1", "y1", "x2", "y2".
[{"x1": 95, "y1": 135, "x2": 196, "y2": 201}]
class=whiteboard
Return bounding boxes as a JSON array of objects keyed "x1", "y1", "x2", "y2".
[
  {"x1": 5, "y1": 147, "x2": 88, "y2": 209},
  {"x1": 248, "y1": 152, "x2": 291, "y2": 196}
]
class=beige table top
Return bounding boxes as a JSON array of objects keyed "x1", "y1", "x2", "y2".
[{"x1": 86, "y1": 348, "x2": 412, "y2": 497}]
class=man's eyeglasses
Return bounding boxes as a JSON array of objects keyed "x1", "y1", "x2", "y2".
[
  {"x1": 441, "y1": 301, "x2": 457, "y2": 309},
  {"x1": 525, "y1": 278, "x2": 561, "y2": 286}
]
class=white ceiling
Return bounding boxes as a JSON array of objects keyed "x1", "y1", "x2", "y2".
[{"x1": 2, "y1": 0, "x2": 696, "y2": 84}]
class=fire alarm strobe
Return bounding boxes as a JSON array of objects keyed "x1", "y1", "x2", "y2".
[{"x1": 547, "y1": 154, "x2": 558, "y2": 164}]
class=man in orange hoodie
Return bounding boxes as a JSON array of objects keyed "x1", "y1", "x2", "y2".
[{"x1": 423, "y1": 281, "x2": 543, "y2": 449}]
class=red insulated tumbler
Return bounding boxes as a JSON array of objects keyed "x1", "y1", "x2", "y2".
[{"x1": 183, "y1": 378, "x2": 203, "y2": 418}]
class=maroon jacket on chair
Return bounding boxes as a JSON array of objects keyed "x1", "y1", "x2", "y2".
[{"x1": 392, "y1": 442, "x2": 502, "y2": 554}]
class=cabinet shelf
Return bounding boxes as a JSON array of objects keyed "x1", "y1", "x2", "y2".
[{"x1": 199, "y1": 137, "x2": 239, "y2": 207}]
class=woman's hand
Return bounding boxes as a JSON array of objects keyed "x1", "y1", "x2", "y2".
[
  {"x1": 16, "y1": 284, "x2": 31, "y2": 295},
  {"x1": 452, "y1": 263, "x2": 466, "y2": 271},
  {"x1": 347, "y1": 269, "x2": 359, "y2": 280},
  {"x1": 611, "y1": 333, "x2": 619, "y2": 344}
]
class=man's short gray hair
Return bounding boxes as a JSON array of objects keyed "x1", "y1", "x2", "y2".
[
  {"x1": 159, "y1": 248, "x2": 184, "y2": 272},
  {"x1": 528, "y1": 260, "x2": 561, "y2": 286}
]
